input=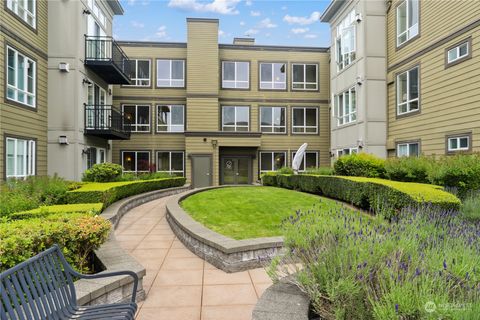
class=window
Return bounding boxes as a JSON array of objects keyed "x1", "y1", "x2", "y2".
[
  {"x1": 446, "y1": 40, "x2": 470, "y2": 66},
  {"x1": 157, "y1": 105, "x2": 184, "y2": 132},
  {"x1": 6, "y1": 46, "x2": 36, "y2": 108},
  {"x1": 157, "y1": 151, "x2": 184, "y2": 176},
  {"x1": 447, "y1": 135, "x2": 470, "y2": 152},
  {"x1": 222, "y1": 106, "x2": 249, "y2": 132},
  {"x1": 292, "y1": 151, "x2": 318, "y2": 171},
  {"x1": 260, "y1": 152, "x2": 286, "y2": 172},
  {"x1": 222, "y1": 61, "x2": 249, "y2": 89},
  {"x1": 6, "y1": 0, "x2": 36, "y2": 28},
  {"x1": 123, "y1": 105, "x2": 150, "y2": 132},
  {"x1": 85, "y1": 83, "x2": 108, "y2": 129},
  {"x1": 157, "y1": 59, "x2": 185, "y2": 87},
  {"x1": 334, "y1": 87, "x2": 356, "y2": 126},
  {"x1": 397, "y1": 0, "x2": 419, "y2": 46},
  {"x1": 397, "y1": 142, "x2": 419, "y2": 157},
  {"x1": 260, "y1": 107, "x2": 286, "y2": 133},
  {"x1": 337, "y1": 147, "x2": 358, "y2": 157},
  {"x1": 397, "y1": 66, "x2": 419, "y2": 115},
  {"x1": 85, "y1": 147, "x2": 106, "y2": 170},
  {"x1": 126, "y1": 59, "x2": 151, "y2": 86},
  {"x1": 292, "y1": 107, "x2": 318, "y2": 134},
  {"x1": 292, "y1": 64, "x2": 318, "y2": 90},
  {"x1": 122, "y1": 151, "x2": 150, "y2": 173},
  {"x1": 6, "y1": 137, "x2": 35, "y2": 178},
  {"x1": 336, "y1": 10, "x2": 356, "y2": 71},
  {"x1": 87, "y1": 0, "x2": 106, "y2": 27},
  {"x1": 259, "y1": 63, "x2": 286, "y2": 90}
]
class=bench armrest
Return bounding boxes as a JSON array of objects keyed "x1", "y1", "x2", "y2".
[{"x1": 72, "y1": 270, "x2": 139, "y2": 303}]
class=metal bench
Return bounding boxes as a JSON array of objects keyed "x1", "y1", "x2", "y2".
[{"x1": 1, "y1": 245, "x2": 138, "y2": 320}]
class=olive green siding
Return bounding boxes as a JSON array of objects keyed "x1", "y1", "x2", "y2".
[
  {"x1": 386, "y1": 0, "x2": 480, "y2": 156},
  {"x1": 0, "y1": 0, "x2": 48, "y2": 180}
]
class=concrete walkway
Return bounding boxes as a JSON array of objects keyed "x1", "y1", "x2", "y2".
[{"x1": 114, "y1": 195, "x2": 273, "y2": 320}]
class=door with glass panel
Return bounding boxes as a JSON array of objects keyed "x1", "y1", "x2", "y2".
[
  {"x1": 86, "y1": 84, "x2": 107, "y2": 129},
  {"x1": 221, "y1": 157, "x2": 251, "y2": 185}
]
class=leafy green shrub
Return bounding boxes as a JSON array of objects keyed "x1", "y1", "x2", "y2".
[
  {"x1": 334, "y1": 153, "x2": 386, "y2": 178},
  {"x1": 0, "y1": 213, "x2": 111, "y2": 273},
  {"x1": 305, "y1": 167, "x2": 334, "y2": 175},
  {"x1": 82, "y1": 163, "x2": 123, "y2": 182},
  {"x1": 66, "y1": 177, "x2": 186, "y2": 206},
  {"x1": 10, "y1": 203, "x2": 103, "y2": 220},
  {"x1": 460, "y1": 193, "x2": 480, "y2": 221},
  {"x1": 137, "y1": 171, "x2": 175, "y2": 180},
  {"x1": 278, "y1": 167, "x2": 294, "y2": 174},
  {"x1": 384, "y1": 156, "x2": 434, "y2": 183}
]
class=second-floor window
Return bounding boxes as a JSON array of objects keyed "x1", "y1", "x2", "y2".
[
  {"x1": 6, "y1": 0, "x2": 36, "y2": 28},
  {"x1": 292, "y1": 107, "x2": 318, "y2": 134},
  {"x1": 397, "y1": 66, "x2": 419, "y2": 115},
  {"x1": 127, "y1": 59, "x2": 151, "y2": 87},
  {"x1": 259, "y1": 63, "x2": 286, "y2": 90},
  {"x1": 336, "y1": 10, "x2": 356, "y2": 71},
  {"x1": 123, "y1": 105, "x2": 150, "y2": 132},
  {"x1": 222, "y1": 61, "x2": 249, "y2": 89},
  {"x1": 157, "y1": 105, "x2": 184, "y2": 132},
  {"x1": 397, "y1": 142, "x2": 419, "y2": 157},
  {"x1": 6, "y1": 46, "x2": 36, "y2": 108},
  {"x1": 222, "y1": 106, "x2": 249, "y2": 131},
  {"x1": 397, "y1": 0, "x2": 419, "y2": 46},
  {"x1": 157, "y1": 59, "x2": 185, "y2": 87},
  {"x1": 334, "y1": 87, "x2": 356, "y2": 126},
  {"x1": 6, "y1": 137, "x2": 36, "y2": 178},
  {"x1": 260, "y1": 107, "x2": 286, "y2": 133},
  {"x1": 447, "y1": 40, "x2": 470, "y2": 65},
  {"x1": 292, "y1": 63, "x2": 318, "y2": 90}
]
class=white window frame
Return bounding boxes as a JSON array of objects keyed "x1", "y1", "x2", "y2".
[
  {"x1": 336, "y1": 147, "x2": 358, "y2": 158},
  {"x1": 259, "y1": 152, "x2": 287, "y2": 173},
  {"x1": 126, "y1": 59, "x2": 151, "y2": 87},
  {"x1": 335, "y1": 10, "x2": 356, "y2": 71},
  {"x1": 121, "y1": 151, "x2": 150, "y2": 173},
  {"x1": 156, "y1": 105, "x2": 185, "y2": 133},
  {"x1": 6, "y1": 46, "x2": 36, "y2": 108},
  {"x1": 122, "y1": 105, "x2": 151, "y2": 132},
  {"x1": 259, "y1": 62, "x2": 287, "y2": 90},
  {"x1": 334, "y1": 86, "x2": 357, "y2": 126},
  {"x1": 292, "y1": 63, "x2": 318, "y2": 91},
  {"x1": 396, "y1": 66, "x2": 419, "y2": 115},
  {"x1": 156, "y1": 59, "x2": 185, "y2": 88},
  {"x1": 259, "y1": 106, "x2": 286, "y2": 134},
  {"x1": 447, "y1": 136, "x2": 470, "y2": 152},
  {"x1": 292, "y1": 107, "x2": 318, "y2": 134},
  {"x1": 156, "y1": 151, "x2": 185, "y2": 176},
  {"x1": 222, "y1": 106, "x2": 250, "y2": 132},
  {"x1": 6, "y1": 0, "x2": 36, "y2": 28},
  {"x1": 87, "y1": 0, "x2": 106, "y2": 27},
  {"x1": 291, "y1": 151, "x2": 319, "y2": 172},
  {"x1": 6, "y1": 137, "x2": 35, "y2": 178},
  {"x1": 447, "y1": 41, "x2": 469, "y2": 64},
  {"x1": 396, "y1": 142, "x2": 419, "y2": 157},
  {"x1": 222, "y1": 61, "x2": 250, "y2": 89},
  {"x1": 396, "y1": 0, "x2": 419, "y2": 47}
]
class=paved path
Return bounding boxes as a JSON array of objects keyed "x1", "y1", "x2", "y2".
[{"x1": 114, "y1": 195, "x2": 272, "y2": 320}]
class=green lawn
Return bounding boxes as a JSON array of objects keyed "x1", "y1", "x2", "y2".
[{"x1": 180, "y1": 186, "x2": 355, "y2": 240}]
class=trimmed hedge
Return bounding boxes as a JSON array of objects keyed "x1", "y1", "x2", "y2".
[
  {"x1": 66, "y1": 177, "x2": 186, "y2": 206},
  {"x1": 10, "y1": 203, "x2": 103, "y2": 220},
  {"x1": 262, "y1": 174, "x2": 461, "y2": 218},
  {"x1": 334, "y1": 153, "x2": 386, "y2": 178},
  {"x1": 0, "y1": 213, "x2": 110, "y2": 273}
]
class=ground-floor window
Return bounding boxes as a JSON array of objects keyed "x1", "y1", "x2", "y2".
[
  {"x1": 396, "y1": 142, "x2": 419, "y2": 157},
  {"x1": 85, "y1": 147, "x2": 106, "y2": 169},
  {"x1": 260, "y1": 152, "x2": 286, "y2": 173},
  {"x1": 156, "y1": 151, "x2": 184, "y2": 176},
  {"x1": 122, "y1": 151, "x2": 150, "y2": 173},
  {"x1": 292, "y1": 151, "x2": 318, "y2": 171},
  {"x1": 6, "y1": 137, "x2": 35, "y2": 178},
  {"x1": 337, "y1": 147, "x2": 357, "y2": 157}
]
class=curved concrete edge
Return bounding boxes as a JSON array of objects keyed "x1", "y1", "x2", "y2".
[
  {"x1": 252, "y1": 279, "x2": 309, "y2": 320},
  {"x1": 166, "y1": 185, "x2": 285, "y2": 273},
  {"x1": 75, "y1": 185, "x2": 191, "y2": 306}
]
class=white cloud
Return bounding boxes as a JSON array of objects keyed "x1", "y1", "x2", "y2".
[
  {"x1": 218, "y1": 29, "x2": 226, "y2": 37},
  {"x1": 258, "y1": 18, "x2": 277, "y2": 29},
  {"x1": 240, "y1": 21, "x2": 245, "y2": 26},
  {"x1": 250, "y1": 10, "x2": 261, "y2": 16},
  {"x1": 131, "y1": 21, "x2": 145, "y2": 29},
  {"x1": 244, "y1": 28, "x2": 259, "y2": 36},
  {"x1": 245, "y1": 0, "x2": 252, "y2": 6},
  {"x1": 127, "y1": 0, "x2": 136, "y2": 6},
  {"x1": 168, "y1": 0, "x2": 240, "y2": 15},
  {"x1": 291, "y1": 27, "x2": 309, "y2": 34},
  {"x1": 156, "y1": 25, "x2": 167, "y2": 38},
  {"x1": 283, "y1": 11, "x2": 321, "y2": 25},
  {"x1": 304, "y1": 34, "x2": 317, "y2": 39}
]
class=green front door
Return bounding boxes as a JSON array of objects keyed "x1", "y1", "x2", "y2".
[{"x1": 221, "y1": 157, "x2": 251, "y2": 185}]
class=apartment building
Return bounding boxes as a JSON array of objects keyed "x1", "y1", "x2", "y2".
[
  {"x1": 47, "y1": 0, "x2": 131, "y2": 181},
  {"x1": 321, "y1": 0, "x2": 480, "y2": 158},
  {"x1": 111, "y1": 18, "x2": 330, "y2": 187}
]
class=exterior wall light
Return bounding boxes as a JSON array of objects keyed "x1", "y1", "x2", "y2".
[
  {"x1": 211, "y1": 140, "x2": 218, "y2": 148},
  {"x1": 58, "y1": 136, "x2": 69, "y2": 145}
]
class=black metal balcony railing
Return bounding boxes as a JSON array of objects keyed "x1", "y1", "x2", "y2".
[
  {"x1": 84, "y1": 105, "x2": 131, "y2": 140},
  {"x1": 84, "y1": 36, "x2": 131, "y2": 84}
]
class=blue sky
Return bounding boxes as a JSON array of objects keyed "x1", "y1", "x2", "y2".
[{"x1": 113, "y1": 0, "x2": 332, "y2": 47}]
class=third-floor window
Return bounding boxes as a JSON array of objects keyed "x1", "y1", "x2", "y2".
[
  {"x1": 222, "y1": 61, "x2": 249, "y2": 89},
  {"x1": 157, "y1": 59, "x2": 185, "y2": 88},
  {"x1": 336, "y1": 10, "x2": 356, "y2": 71},
  {"x1": 292, "y1": 63, "x2": 318, "y2": 91},
  {"x1": 127, "y1": 59, "x2": 151, "y2": 87},
  {"x1": 397, "y1": 0, "x2": 419, "y2": 47},
  {"x1": 6, "y1": 0, "x2": 36, "y2": 28},
  {"x1": 259, "y1": 63, "x2": 286, "y2": 90}
]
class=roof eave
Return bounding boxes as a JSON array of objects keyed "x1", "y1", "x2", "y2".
[
  {"x1": 106, "y1": 0, "x2": 124, "y2": 15},
  {"x1": 320, "y1": 0, "x2": 347, "y2": 23}
]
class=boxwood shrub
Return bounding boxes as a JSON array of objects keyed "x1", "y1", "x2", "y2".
[
  {"x1": 262, "y1": 174, "x2": 461, "y2": 218},
  {"x1": 334, "y1": 153, "x2": 386, "y2": 178},
  {"x1": 66, "y1": 177, "x2": 186, "y2": 206},
  {"x1": 10, "y1": 203, "x2": 104, "y2": 220}
]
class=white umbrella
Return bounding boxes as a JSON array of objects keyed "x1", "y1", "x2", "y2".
[{"x1": 292, "y1": 143, "x2": 308, "y2": 174}]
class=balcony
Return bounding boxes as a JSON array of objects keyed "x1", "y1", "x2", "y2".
[
  {"x1": 84, "y1": 105, "x2": 131, "y2": 140},
  {"x1": 84, "y1": 36, "x2": 131, "y2": 84}
]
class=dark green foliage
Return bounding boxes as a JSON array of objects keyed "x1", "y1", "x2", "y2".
[
  {"x1": 384, "y1": 156, "x2": 433, "y2": 183},
  {"x1": 278, "y1": 167, "x2": 294, "y2": 174},
  {"x1": 305, "y1": 167, "x2": 334, "y2": 175},
  {"x1": 334, "y1": 153, "x2": 386, "y2": 178},
  {"x1": 82, "y1": 162, "x2": 124, "y2": 182}
]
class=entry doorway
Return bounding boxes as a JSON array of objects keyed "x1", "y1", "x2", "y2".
[
  {"x1": 191, "y1": 155, "x2": 212, "y2": 188},
  {"x1": 220, "y1": 157, "x2": 252, "y2": 185}
]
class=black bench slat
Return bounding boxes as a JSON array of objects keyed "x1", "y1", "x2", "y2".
[
  {"x1": 43, "y1": 254, "x2": 76, "y2": 316},
  {"x1": 15, "y1": 269, "x2": 41, "y2": 320},
  {"x1": 9, "y1": 274, "x2": 32, "y2": 320}
]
